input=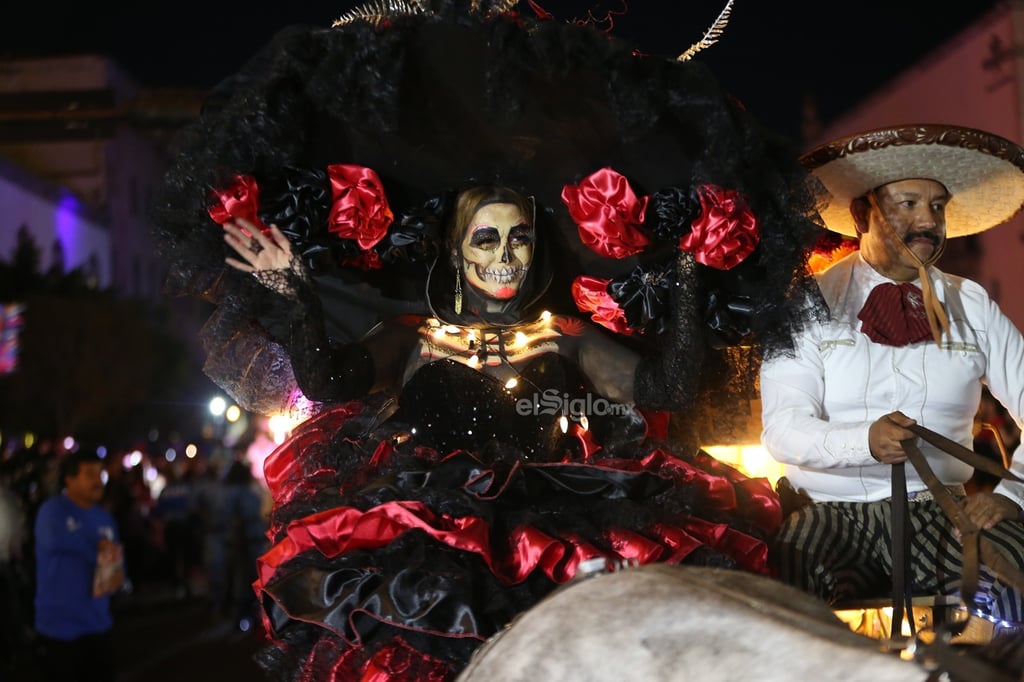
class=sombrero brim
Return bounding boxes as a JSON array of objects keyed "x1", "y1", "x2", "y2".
[{"x1": 801, "y1": 124, "x2": 1024, "y2": 237}]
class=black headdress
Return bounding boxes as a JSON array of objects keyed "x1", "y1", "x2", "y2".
[{"x1": 152, "y1": 0, "x2": 825, "y2": 424}]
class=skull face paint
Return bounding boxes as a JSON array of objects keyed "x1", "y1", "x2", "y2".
[{"x1": 459, "y1": 203, "x2": 534, "y2": 300}]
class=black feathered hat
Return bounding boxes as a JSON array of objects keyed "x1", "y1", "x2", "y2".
[{"x1": 152, "y1": 0, "x2": 823, "y2": 417}]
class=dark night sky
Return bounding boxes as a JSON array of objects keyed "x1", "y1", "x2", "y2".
[{"x1": 0, "y1": 0, "x2": 1004, "y2": 143}]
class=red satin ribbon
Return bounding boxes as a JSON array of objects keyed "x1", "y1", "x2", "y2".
[
  {"x1": 562, "y1": 167, "x2": 650, "y2": 259},
  {"x1": 369, "y1": 440, "x2": 395, "y2": 468},
  {"x1": 735, "y1": 478, "x2": 783, "y2": 538},
  {"x1": 293, "y1": 635, "x2": 452, "y2": 682},
  {"x1": 258, "y1": 497, "x2": 773, "y2": 599},
  {"x1": 207, "y1": 174, "x2": 270, "y2": 233},
  {"x1": 651, "y1": 523, "x2": 708, "y2": 563},
  {"x1": 326, "y1": 164, "x2": 394, "y2": 250},
  {"x1": 680, "y1": 185, "x2": 759, "y2": 270},
  {"x1": 256, "y1": 501, "x2": 492, "y2": 587},
  {"x1": 502, "y1": 525, "x2": 573, "y2": 583},
  {"x1": 641, "y1": 449, "x2": 738, "y2": 510},
  {"x1": 604, "y1": 528, "x2": 668, "y2": 564},
  {"x1": 638, "y1": 408, "x2": 669, "y2": 441},
  {"x1": 571, "y1": 275, "x2": 633, "y2": 335},
  {"x1": 359, "y1": 638, "x2": 451, "y2": 682},
  {"x1": 681, "y1": 516, "x2": 769, "y2": 573},
  {"x1": 263, "y1": 403, "x2": 364, "y2": 504},
  {"x1": 341, "y1": 249, "x2": 384, "y2": 271},
  {"x1": 568, "y1": 422, "x2": 603, "y2": 461}
]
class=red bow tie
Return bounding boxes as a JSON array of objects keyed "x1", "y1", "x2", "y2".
[{"x1": 857, "y1": 282, "x2": 933, "y2": 347}]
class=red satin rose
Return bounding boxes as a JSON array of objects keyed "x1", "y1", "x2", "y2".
[
  {"x1": 571, "y1": 275, "x2": 633, "y2": 335},
  {"x1": 561, "y1": 167, "x2": 650, "y2": 259},
  {"x1": 207, "y1": 174, "x2": 269, "y2": 233},
  {"x1": 679, "y1": 185, "x2": 759, "y2": 270},
  {"x1": 326, "y1": 164, "x2": 394, "y2": 250}
]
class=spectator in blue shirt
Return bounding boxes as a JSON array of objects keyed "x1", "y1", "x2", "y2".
[{"x1": 33, "y1": 450, "x2": 124, "y2": 682}]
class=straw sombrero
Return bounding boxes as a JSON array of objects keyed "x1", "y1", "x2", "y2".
[{"x1": 801, "y1": 124, "x2": 1024, "y2": 238}]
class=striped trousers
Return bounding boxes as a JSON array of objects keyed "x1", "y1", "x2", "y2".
[{"x1": 772, "y1": 498, "x2": 1024, "y2": 622}]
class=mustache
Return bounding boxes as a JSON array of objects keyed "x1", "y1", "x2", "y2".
[{"x1": 903, "y1": 231, "x2": 940, "y2": 246}]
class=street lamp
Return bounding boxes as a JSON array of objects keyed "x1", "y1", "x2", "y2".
[
  {"x1": 209, "y1": 396, "x2": 227, "y2": 417},
  {"x1": 207, "y1": 396, "x2": 230, "y2": 463},
  {"x1": 207, "y1": 395, "x2": 247, "y2": 466}
]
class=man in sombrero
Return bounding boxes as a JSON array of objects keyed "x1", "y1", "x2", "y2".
[{"x1": 760, "y1": 124, "x2": 1024, "y2": 629}]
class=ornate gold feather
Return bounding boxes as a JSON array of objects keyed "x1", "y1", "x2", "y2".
[
  {"x1": 332, "y1": 0, "x2": 431, "y2": 28},
  {"x1": 471, "y1": 0, "x2": 519, "y2": 17},
  {"x1": 676, "y1": 0, "x2": 734, "y2": 62}
]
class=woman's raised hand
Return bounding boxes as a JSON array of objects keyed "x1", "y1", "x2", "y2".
[{"x1": 223, "y1": 218, "x2": 294, "y2": 273}]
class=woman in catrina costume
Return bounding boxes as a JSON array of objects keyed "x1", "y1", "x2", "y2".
[{"x1": 152, "y1": 1, "x2": 826, "y2": 679}]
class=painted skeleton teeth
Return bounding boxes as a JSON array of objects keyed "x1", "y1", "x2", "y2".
[{"x1": 481, "y1": 266, "x2": 524, "y2": 284}]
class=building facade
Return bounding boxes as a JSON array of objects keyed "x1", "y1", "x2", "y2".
[{"x1": 0, "y1": 54, "x2": 202, "y2": 299}]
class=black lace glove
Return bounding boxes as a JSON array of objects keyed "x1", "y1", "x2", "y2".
[{"x1": 251, "y1": 253, "x2": 310, "y2": 300}]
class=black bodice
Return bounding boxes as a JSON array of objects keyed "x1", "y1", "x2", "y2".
[{"x1": 391, "y1": 353, "x2": 647, "y2": 461}]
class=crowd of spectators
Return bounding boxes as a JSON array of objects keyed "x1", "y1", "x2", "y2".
[{"x1": 0, "y1": 435, "x2": 270, "y2": 678}]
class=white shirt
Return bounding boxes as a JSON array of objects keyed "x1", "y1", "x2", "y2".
[{"x1": 760, "y1": 252, "x2": 1024, "y2": 504}]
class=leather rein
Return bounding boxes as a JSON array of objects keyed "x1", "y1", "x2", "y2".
[{"x1": 891, "y1": 424, "x2": 1024, "y2": 681}]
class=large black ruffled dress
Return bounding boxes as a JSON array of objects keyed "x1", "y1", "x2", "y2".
[{"x1": 254, "y1": 328, "x2": 783, "y2": 681}]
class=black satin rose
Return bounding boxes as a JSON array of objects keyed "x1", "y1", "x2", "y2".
[
  {"x1": 703, "y1": 289, "x2": 756, "y2": 348},
  {"x1": 378, "y1": 195, "x2": 446, "y2": 265},
  {"x1": 607, "y1": 262, "x2": 677, "y2": 335},
  {"x1": 258, "y1": 166, "x2": 333, "y2": 263},
  {"x1": 645, "y1": 186, "x2": 700, "y2": 243}
]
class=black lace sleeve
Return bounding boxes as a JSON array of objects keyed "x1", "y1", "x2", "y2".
[
  {"x1": 229, "y1": 249, "x2": 378, "y2": 403},
  {"x1": 284, "y1": 294, "x2": 374, "y2": 405}
]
